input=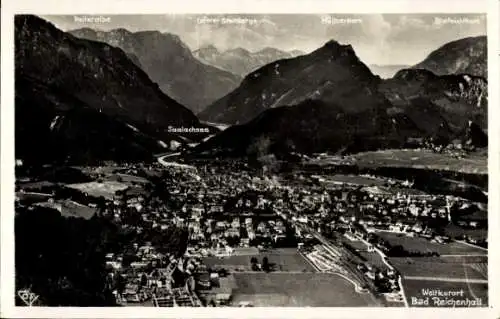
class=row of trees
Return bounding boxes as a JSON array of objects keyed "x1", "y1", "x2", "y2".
[
  {"x1": 366, "y1": 234, "x2": 441, "y2": 258},
  {"x1": 250, "y1": 256, "x2": 273, "y2": 272}
]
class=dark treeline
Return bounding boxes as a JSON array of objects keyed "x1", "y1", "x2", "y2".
[
  {"x1": 15, "y1": 206, "x2": 116, "y2": 306},
  {"x1": 366, "y1": 233, "x2": 441, "y2": 258},
  {"x1": 15, "y1": 205, "x2": 189, "y2": 306}
]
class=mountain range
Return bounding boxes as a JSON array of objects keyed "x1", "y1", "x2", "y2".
[
  {"x1": 199, "y1": 36, "x2": 487, "y2": 125},
  {"x1": 198, "y1": 40, "x2": 381, "y2": 125},
  {"x1": 16, "y1": 15, "x2": 487, "y2": 163},
  {"x1": 412, "y1": 36, "x2": 487, "y2": 78},
  {"x1": 69, "y1": 28, "x2": 242, "y2": 113},
  {"x1": 368, "y1": 36, "x2": 486, "y2": 80},
  {"x1": 195, "y1": 38, "x2": 487, "y2": 157},
  {"x1": 380, "y1": 69, "x2": 487, "y2": 130},
  {"x1": 193, "y1": 45, "x2": 305, "y2": 77},
  {"x1": 15, "y1": 15, "x2": 213, "y2": 165}
]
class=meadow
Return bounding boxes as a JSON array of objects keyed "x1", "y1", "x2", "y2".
[
  {"x1": 202, "y1": 248, "x2": 316, "y2": 272},
  {"x1": 389, "y1": 257, "x2": 487, "y2": 280},
  {"x1": 377, "y1": 232, "x2": 486, "y2": 256},
  {"x1": 231, "y1": 273, "x2": 380, "y2": 307},
  {"x1": 352, "y1": 149, "x2": 487, "y2": 175}
]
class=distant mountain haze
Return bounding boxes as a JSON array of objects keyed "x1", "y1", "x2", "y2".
[
  {"x1": 370, "y1": 37, "x2": 486, "y2": 80},
  {"x1": 412, "y1": 36, "x2": 486, "y2": 78},
  {"x1": 15, "y1": 15, "x2": 213, "y2": 165},
  {"x1": 369, "y1": 64, "x2": 410, "y2": 79},
  {"x1": 69, "y1": 27, "x2": 242, "y2": 113},
  {"x1": 193, "y1": 45, "x2": 305, "y2": 77},
  {"x1": 289, "y1": 50, "x2": 307, "y2": 57}
]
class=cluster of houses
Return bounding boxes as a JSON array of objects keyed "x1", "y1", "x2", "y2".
[
  {"x1": 274, "y1": 177, "x2": 485, "y2": 244},
  {"x1": 185, "y1": 214, "x2": 291, "y2": 257},
  {"x1": 15, "y1": 154, "x2": 486, "y2": 307},
  {"x1": 177, "y1": 162, "x2": 486, "y2": 255},
  {"x1": 104, "y1": 240, "x2": 232, "y2": 307}
]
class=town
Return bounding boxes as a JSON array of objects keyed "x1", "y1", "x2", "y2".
[{"x1": 15, "y1": 152, "x2": 488, "y2": 307}]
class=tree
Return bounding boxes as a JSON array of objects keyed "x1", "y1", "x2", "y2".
[
  {"x1": 226, "y1": 235, "x2": 240, "y2": 247},
  {"x1": 115, "y1": 274, "x2": 126, "y2": 295},
  {"x1": 262, "y1": 257, "x2": 270, "y2": 272},
  {"x1": 251, "y1": 262, "x2": 259, "y2": 271},
  {"x1": 218, "y1": 268, "x2": 228, "y2": 277},
  {"x1": 387, "y1": 245, "x2": 405, "y2": 257},
  {"x1": 96, "y1": 195, "x2": 107, "y2": 211},
  {"x1": 285, "y1": 138, "x2": 296, "y2": 152},
  {"x1": 122, "y1": 252, "x2": 138, "y2": 268},
  {"x1": 247, "y1": 135, "x2": 271, "y2": 157},
  {"x1": 140, "y1": 273, "x2": 148, "y2": 287},
  {"x1": 257, "y1": 154, "x2": 280, "y2": 173}
]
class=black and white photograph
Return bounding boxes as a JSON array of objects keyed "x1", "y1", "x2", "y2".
[{"x1": 3, "y1": 3, "x2": 493, "y2": 315}]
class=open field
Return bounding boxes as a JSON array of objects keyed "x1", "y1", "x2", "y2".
[
  {"x1": 389, "y1": 257, "x2": 487, "y2": 280},
  {"x1": 377, "y1": 232, "x2": 487, "y2": 255},
  {"x1": 438, "y1": 255, "x2": 488, "y2": 264},
  {"x1": 352, "y1": 149, "x2": 487, "y2": 175},
  {"x1": 58, "y1": 200, "x2": 97, "y2": 220},
  {"x1": 402, "y1": 279, "x2": 488, "y2": 307},
  {"x1": 358, "y1": 251, "x2": 390, "y2": 270},
  {"x1": 443, "y1": 224, "x2": 487, "y2": 240},
  {"x1": 34, "y1": 200, "x2": 97, "y2": 220},
  {"x1": 107, "y1": 173, "x2": 150, "y2": 185},
  {"x1": 342, "y1": 238, "x2": 367, "y2": 251},
  {"x1": 378, "y1": 186, "x2": 428, "y2": 196},
  {"x1": 321, "y1": 174, "x2": 387, "y2": 187},
  {"x1": 65, "y1": 181, "x2": 128, "y2": 200},
  {"x1": 231, "y1": 273, "x2": 380, "y2": 307},
  {"x1": 341, "y1": 238, "x2": 390, "y2": 270},
  {"x1": 203, "y1": 248, "x2": 315, "y2": 272},
  {"x1": 72, "y1": 165, "x2": 125, "y2": 175},
  {"x1": 17, "y1": 181, "x2": 57, "y2": 190},
  {"x1": 232, "y1": 247, "x2": 260, "y2": 255},
  {"x1": 16, "y1": 192, "x2": 52, "y2": 203}
]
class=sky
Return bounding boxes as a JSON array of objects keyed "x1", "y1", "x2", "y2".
[{"x1": 42, "y1": 14, "x2": 486, "y2": 65}]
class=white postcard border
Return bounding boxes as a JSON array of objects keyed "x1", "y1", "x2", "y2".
[{"x1": 1, "y1": 0, "x2": 498, "y2": 318}]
